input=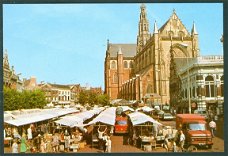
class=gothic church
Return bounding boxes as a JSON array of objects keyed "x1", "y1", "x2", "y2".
[{"x1": 104, "y1": 4, "x2": 199, "y2": 105}]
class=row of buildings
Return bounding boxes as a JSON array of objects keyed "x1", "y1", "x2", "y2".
[
  {"x1": 104, "y1": 4, "x2": 223, "y2": 114},
  {"x1": 3, "y1": 51, "x2": 102, "y2": 106}
]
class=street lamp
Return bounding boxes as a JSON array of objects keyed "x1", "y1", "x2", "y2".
[
  {"x1": 187, "y1": 57, "x2": 192, "y2": 114},
  {"x1": 156, "y1": 69, "x2": 162, "y2": 110},
  {"x1": 181, "y1": 43, "x2": 191, "y2": 114}
]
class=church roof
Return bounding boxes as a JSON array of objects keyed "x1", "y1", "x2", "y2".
[
  {"x1": 108, "y1": 44, "x2": 137, "y2": 58},
  {"x1": 158, "y1": 10, "x2": 190, "y2": 37}
]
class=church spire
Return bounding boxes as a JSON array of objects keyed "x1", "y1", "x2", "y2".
[
  {"x1": 153, "y1": 20, "x2": 158, "y2": 34},
  {"x1": 117, "y1": 47, "x2": 122, "y2": 55},
  {"x1": 3, "y1": 49, "x2": 10, "y2": 69},
  {"x1": 137, "y1": 4, "x2": 150, "y2": 53},
  {"x1": 191, "y1": 21, "x2": 198, "y2": 35}
]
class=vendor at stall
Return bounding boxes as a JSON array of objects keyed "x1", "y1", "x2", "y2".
[{"x1": 97, "y1": 125, "x2": 107, "y2": 150}]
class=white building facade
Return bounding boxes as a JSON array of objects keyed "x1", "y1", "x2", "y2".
[{"x1": 176, "y1": 56, "x2": 223, "y2": 114}]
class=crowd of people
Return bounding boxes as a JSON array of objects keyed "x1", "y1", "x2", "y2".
[{"x1": 4, "y1": 123, "x2": 88, "y2": 153}]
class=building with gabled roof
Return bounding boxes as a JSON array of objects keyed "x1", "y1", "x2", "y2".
[{"x1": 3, "y1": 49, "x2": 23, "y2": 91}]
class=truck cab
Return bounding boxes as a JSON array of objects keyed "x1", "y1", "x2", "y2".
[{"x1": 176, "y1": 114, "x2": 213, "y2": 149}]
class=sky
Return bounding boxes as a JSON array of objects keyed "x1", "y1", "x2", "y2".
[{"x1": 3, "y1": 3, "x2": 223, "y2": 89}]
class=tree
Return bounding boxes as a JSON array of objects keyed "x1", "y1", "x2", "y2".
[
  {"x1": 78, "y1": 90, "x2": 108, "y2": 106},
  {"x1": 78, "y1": 90, "x2": 88, "y2": 106},
  {"x1": 3, "y1": 87, "x2": 47, "y2": 111},
  {"x1": 97, "y1": 94, "x2": 110, "y2": 106}
]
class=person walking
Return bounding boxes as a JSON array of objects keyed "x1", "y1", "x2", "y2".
[
  {"x1": 209, "y1": 119, "x2": 216, "y2": 137},
  {"x1": 12, "y1": 139, "x2": 19, "y2": 153},
  {"x1": 27, "y1": 125, "x2": 33, "y2": 142},
  {"x1": 163, "y1": 135, "x2": 169, "y2": 152},
  {"x1": 153, "y1": 122, "x2": 158, "y2": 137},
  {"x1": 179, "y1": 130, "x2": 185, "y2": 152},
  {"x1": 64, "y1": 131, "x2": 71, "y2": 152},
  {"x1": 106, "y1": 136, "x2": 112, "y2": 153},
  {"x1": 102, "y1": 133, "x2": 108, "y2": 152}
]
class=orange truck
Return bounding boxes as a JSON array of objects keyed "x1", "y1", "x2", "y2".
[{"x1": 176, "y1": 114, "x2": 213, "y2": 149}]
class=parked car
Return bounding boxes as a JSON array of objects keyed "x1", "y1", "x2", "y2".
[
  {"x1": 161, "y1": 113, "x2": 174, "y2": 120},
  {"x1": 157, "y1": 110, "x2": 165, "y2": 119},
  {"x1": 193, "y1": 110, "x2": 209, "y2": 120}
]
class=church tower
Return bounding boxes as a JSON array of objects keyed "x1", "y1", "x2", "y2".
[
  {"x1": 117, "y1": 47, "x2": 124, "y2": 96},
  {"x1": 191, "y1": 21, "x2": 200, "y2": 57},
  {"x1": 137, "y1": 4, "x2": 150, "y2": 53}
]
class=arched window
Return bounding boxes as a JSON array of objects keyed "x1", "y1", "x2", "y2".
[
  {"x1": 178, "y1": 31, "x2": 185, "y2": 38},
  {"x1": 111, "y1": 61, "x2": 116, "y2": 69},
  {"x1": 129, "y1": 61, "x2": 133, "y2": 68},
  {"x1": 221, "y1": 75, "x2": 224, "y2": 97},
  {"x1": 185, "y1": 89, "x2": 187, "y2": 98},
  {"x1": 169, "y1": 31, "x2": 174, "y2": 38},
  {"x1": 205, "y1": 76, "x2": 215, "y2": 97},
  {"x1": 192, "y1": 87, "x2": 195, "y2": 98},
  {"x1": 124, "y1": 61, "x2": 128, "y2": 68},
  {"x1": 113, "y1": 73, "x2": 118, "y2": 83}
]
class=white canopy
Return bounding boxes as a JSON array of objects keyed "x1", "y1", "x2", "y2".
[
  {"x1": 54, "y1": 109, "x2": 103, "y2": 127},
  {"x1": 88, "y1": 107, "x2": 116, "y2": 126},
  {"x1": 55, "y1": 116, "x2": 83, "y2": 127},
  {"x1": 128, "y1": 112, "x2": 162, "y2": 126},
  {"x1": 136, "y1": 106, "x2": 154, "y2": 112},
  {"x1": 4, "y1": 108, "x2": 79, "y2": 127},
  {"x1": 119, "y1": 106, "x2": 134, "y2": 112}
]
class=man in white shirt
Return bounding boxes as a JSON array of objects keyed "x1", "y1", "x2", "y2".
[
  {"x1": 209, "y1": 120, "x2": 216, "y2": 137},
  {"x1": 179, "y1": 130, "x2": 185, "y2": 151}
]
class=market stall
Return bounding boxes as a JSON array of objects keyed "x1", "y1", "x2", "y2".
[
  {"x1": 87, "y1": 107, "x2": 116, "y2": 148},
  {"x1": 128, "y1": 112, "x2": 162, "y2": 150}
]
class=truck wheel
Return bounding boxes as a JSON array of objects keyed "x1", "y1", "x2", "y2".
[{"x1": 187, "y1": 145, "x2": 197, "y2": 152}]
